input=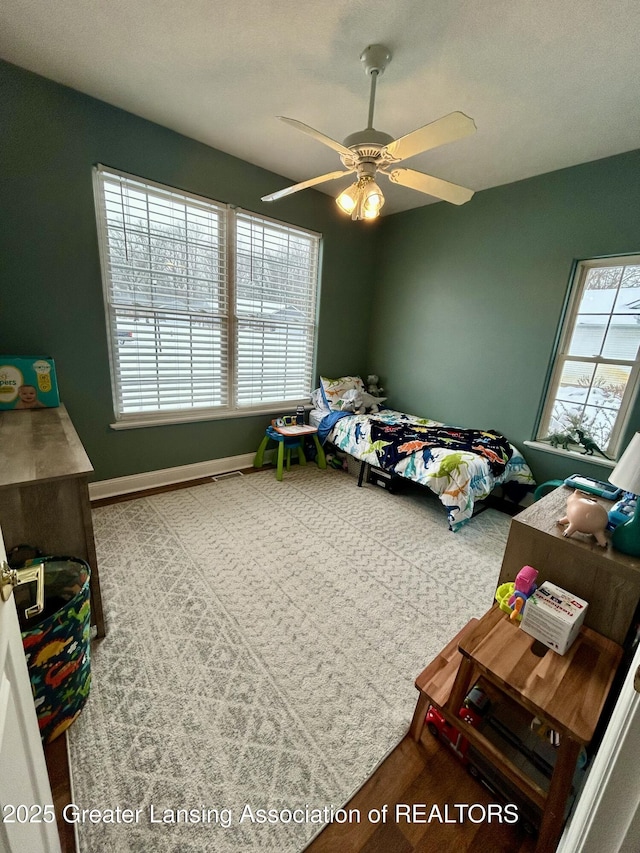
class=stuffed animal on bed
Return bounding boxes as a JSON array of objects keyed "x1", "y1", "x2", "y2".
[
  {"x1": 367, "y1": 374, "x2": 384, "y2": 396},
  {"x1": 340, "y1": 388, "x2": 386, "y2": 414}
]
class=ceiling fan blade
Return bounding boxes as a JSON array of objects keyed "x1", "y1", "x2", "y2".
[
  {"x1": 277, "y1": 117, "x2": 354, "y2": 158},
  {"x1": 388, "y1": 168, "x2": 474, "y2": 205},
  {"x1": 262, "y1": 170, "x2": 354, "y2": 202},
  {"x1": 384, "y1": 111, "x2": 476, "y2": 162}
]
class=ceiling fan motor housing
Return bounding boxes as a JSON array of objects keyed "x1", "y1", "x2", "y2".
[
  {"x1": 342, "y1": 128, "x2": 395, "y2": 150},
  {"x1": 341, "y1": 129, "x2": 397, "y2": 170}
]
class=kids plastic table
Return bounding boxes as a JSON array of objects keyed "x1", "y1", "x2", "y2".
[{"x1": 253, "y1": 422, "x2": 326, "y2": 481}]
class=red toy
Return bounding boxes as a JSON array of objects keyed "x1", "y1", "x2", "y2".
[{"x1": 425, "y1": 685, "x2": 490, "y2": 764}]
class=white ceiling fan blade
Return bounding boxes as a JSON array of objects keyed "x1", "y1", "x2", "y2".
[
  {"x1": 384, "y1": 112, "x2": 476, "y2": 162},
  {"x1": 277, "y1": 117, "x2": 354, "y2": 158},
  {"x1": 262, "y1": 170, "x2": 354, "y2": 202},
  {"x1": 388, "y1": 168, "x2": 474, "y2": 205}
]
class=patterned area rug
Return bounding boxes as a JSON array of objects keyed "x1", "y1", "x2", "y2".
[{"x1": 67, "y1": 466, "x2": 511, "y2": 852}]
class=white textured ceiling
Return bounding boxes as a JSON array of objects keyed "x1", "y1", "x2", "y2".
[{"x1": 1, "y1": 0, "x2": 640, "y2": 216}]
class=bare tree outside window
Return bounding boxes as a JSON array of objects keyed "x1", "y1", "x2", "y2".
[
  {"x1": 94, "y1": 167, "x2": 320, "y2": 424},
  {"x1": 538, "y1": 258, "x2": 640, "y2": 458}
]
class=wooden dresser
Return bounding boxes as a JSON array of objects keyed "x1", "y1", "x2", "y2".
[
  {"x1": 497, "y1": 484, "x2": 640, "y2": 645},
  {"x1": 0, "y1": 404, "x2": 105, "y2": 637}
]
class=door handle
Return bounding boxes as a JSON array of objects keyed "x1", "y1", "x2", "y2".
[
  {"x1": 0, "y1": 560, "x2": 45, "y2": 619},
  {"x1": 634, "y1": 665, "x2": 640, "y2": 694}
]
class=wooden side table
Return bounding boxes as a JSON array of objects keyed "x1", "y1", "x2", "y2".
[
  {"x1": 411, "y1": 605, "x2": 622, "y2": 853},
  {"x1": 0, "y1": 404, "x2": 106, "y2": 637}
]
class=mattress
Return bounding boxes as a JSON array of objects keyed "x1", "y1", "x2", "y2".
[{"x1": 309, "y1": 408, "x2": 327, "y2": 428}]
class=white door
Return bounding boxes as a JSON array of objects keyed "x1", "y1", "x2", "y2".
[
  {"x1": 558, "y1": 641, "x2": 640, "y2": 853},
  {"x1": 0, "y1": 529, "x2": 61, "y2": 853}
]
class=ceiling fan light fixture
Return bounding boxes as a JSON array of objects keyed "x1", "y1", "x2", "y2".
[
  {"x1": 336, "y1": 176, "x2": 384, "y2": 221},
  {"x1": 363, "y1": 179, "x2": 384, "y2": 217},
  {"x1": 336, "y1": 184, "x2": 359, "y2": 214}
]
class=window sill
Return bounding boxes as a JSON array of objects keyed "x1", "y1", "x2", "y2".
[
  {"x1": 109, "y1": 403, "x2": 310, "y2": 430},
  {"x1": 523, "y1": 440, "x2": 615, "y2": 469}
]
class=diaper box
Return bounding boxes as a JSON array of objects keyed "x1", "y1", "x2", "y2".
[
  {"x1": 520, "y1": 581, "x2": 588, "y2": 654},
  {"x1": 0, "y1": 356, "x2": 60, "y2": 410}
]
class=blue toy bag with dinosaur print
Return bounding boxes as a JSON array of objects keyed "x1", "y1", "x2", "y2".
[{"x1": 17, "y1": 557, "x2": 92, "y2": 743}]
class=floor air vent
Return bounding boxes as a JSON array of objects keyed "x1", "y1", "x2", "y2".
[{"x1": 211, "y1": 471, "x2": 244, "y2": 482}]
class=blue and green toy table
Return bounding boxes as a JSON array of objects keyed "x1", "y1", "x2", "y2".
[{"x1": 253, "y1": 423, "x2": 327, "y2": 481}]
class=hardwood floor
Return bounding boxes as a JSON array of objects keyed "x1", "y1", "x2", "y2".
[
  {"x1": 306, "y1": 732, "x2": 536, "y2": 853},
  {"x1": 45, "y1": 728, "x2": 536, "y2": 853},
  {"x1": 44, "y1": 734, "x2": 76, "y2": 853}
]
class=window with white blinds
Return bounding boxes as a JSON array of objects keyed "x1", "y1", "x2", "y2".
[{"x1": 94, "y1": 166, "x2": 320, "y2": 425}]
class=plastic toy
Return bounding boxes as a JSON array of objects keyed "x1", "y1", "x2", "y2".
[
  {"x1": 426, "y1": 686, "x2": 587, "y2": 836},
  {"x1": 608, "y1": 492, "x2": 637, "y2": 530},
  {"x1": 575, "y1": 428, "x2": 610, "y2": 459},
  {"x1": 495, "y1": 581, "x2": 515, "y2": 614},
  {"x1": 530, "y1": 716, "x2": 560, "y2": 748},
  {"x1": 557, "y1": 489, "x2": 609, "y2": 547},
  {"x1": 507, "y1": 565, "x2": 539, "y2": 622},
  {"x1": 339, "y1": 387, "x2": 385, "y2": 414},
  {"x1": 563, "y1": 474, "x2": 620, "y2": 501},
  {"x1": 424, "y1": 685, "x2": 490, "y2": 764},
  {"x1": 325, "y1": 452, "x2": 347, "y2": 471},
  {"x1": 459, "y1": 685, "x2": 490, "y2": 725},
  {"x1": 529, "y1": 717, "x2": 588, "y2": 769}
]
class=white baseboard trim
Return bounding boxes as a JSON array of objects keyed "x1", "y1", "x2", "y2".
[{"x1": 89, "y1": 452, "x2": 264, "y2": 501}]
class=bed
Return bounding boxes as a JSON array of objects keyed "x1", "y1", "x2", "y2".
[{"x1": 309, "y1": 378, "x2": 535, "y2": 530}]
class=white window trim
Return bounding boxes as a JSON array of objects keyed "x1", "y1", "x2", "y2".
[
  {"x1": 523, "y1": 440, "x2": 615, "y2": 469},
  {"x1": 536, "y1": 255, "x2": 640, "y2": 460},
  {"x1": 107, "y1": 402, "x2": 312, "y2": 431},
  {"x1": 93, "y1": 166, "x2": 321, "y2": 429}
]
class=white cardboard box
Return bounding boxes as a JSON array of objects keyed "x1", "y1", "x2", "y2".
[{"x1": 520, "y1": 581, "x2": 588, "y2": 654}]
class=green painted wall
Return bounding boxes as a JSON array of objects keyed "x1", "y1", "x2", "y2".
[
  {"x1": 0, "y1": 60, "x2": 378, "y2": 481},
  {"x1": 4, "y1": 57, "x2": 640, "y2": 488},
  {"x1": 372, "y1": 149, "x2": 640, "y2": 483}
]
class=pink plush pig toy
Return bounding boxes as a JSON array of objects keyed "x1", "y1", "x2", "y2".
[{"x1": 557, "y1": 489, "x2": 609, "y2": 547}]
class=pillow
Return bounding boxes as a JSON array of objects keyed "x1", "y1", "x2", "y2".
[
  {"x1": 320, "y1": 375, "x2": 366, "y2": 411},
  {"x1": 310, "y1": 387, "x2": 329, "y2": 411}
]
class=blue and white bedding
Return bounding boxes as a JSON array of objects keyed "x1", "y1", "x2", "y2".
[{"x1": 315, "y1": 407, "x2": 535, "y2": 530}]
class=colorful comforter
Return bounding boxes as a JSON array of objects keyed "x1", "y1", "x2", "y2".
[{"x1": 322, "y1": 408, "x2": 534, "y2": 530}]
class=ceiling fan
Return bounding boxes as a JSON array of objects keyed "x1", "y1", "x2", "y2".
[{"x1": 262, "y1": 44, "x2": 477, "y2": 220}]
